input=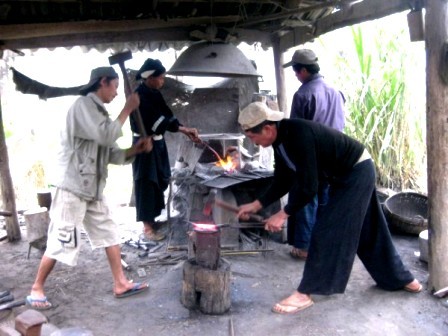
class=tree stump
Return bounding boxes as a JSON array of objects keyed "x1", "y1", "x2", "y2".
[{"x1": 181, "y1": 258, "x2": 231, "y2": 314}]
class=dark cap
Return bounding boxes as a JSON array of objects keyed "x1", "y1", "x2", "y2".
[
  {"x1": 283, "y1": 49, "x2": 318, "y2": 68},
  {"x1": 79, "y1": 66, "x2": 118, "y2": 95},
  {"x1": 136, "y1": 59, "x2": 166, "y2": 80}
]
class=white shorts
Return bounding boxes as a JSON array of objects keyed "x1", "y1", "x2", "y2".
[{"x1": 44, "y1": 188, "x2": 120, "y2": 266}]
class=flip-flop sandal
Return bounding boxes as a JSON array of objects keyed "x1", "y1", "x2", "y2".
[
  {"x1": 114, "y1": 283, "x2": 149, "y2": 299},
  {"x1": 271, "y1": 299, "x2": 314, "y2": 314},
  {"x1": 26, "y1": 295, "x2": 53, "y2": 311},
  {"x1": 404, "y1": 282, "x2": 423, "y2": 293}
]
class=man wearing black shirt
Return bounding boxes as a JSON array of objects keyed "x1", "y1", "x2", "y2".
[{"x1": 237, "y1": 102, "x2": 422, "y2": 314}]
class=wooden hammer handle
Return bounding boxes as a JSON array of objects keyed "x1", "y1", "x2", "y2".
[
  {"x1": 215, "y1": 199, "x2": 265, "y2": 222},
  {"x1": 117, "y1": 63, "x2": 147, "y2": 138}
]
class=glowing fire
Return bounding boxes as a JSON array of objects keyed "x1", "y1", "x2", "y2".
[
  {"x1": 192, "y1": 222, "x2": 219, "y2": 232},
  {"x1": 202, "y1": 142, "x2": 239, "y2": 172},
  {"x1": 215, "y1": 155, "x2": 237, "y2": 172}
]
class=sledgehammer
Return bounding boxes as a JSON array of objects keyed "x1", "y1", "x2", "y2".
[{"x1": 109, "y1": 50, "x2": 147, "y2": 137}]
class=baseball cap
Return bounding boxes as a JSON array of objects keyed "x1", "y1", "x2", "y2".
[
  {"x1": 79, "y1": 66, "x2": 118, "y2": 95},
  {"x1": 283, "y1": 49, "x2": 318, "y2": 68},
  {"x1": 238, "y1": 102, "x2": 284, "y2": 131}
]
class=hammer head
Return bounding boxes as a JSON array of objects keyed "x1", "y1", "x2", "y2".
[
  {"x1": 202, "y1": 188, "x2": 218, "y2": 217},
  {"x1": 109, "y1": 50, "x2": 133, "y2": 65}
]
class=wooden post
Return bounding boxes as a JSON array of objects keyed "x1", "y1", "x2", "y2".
[
  {"x1": 425, "y1": 0, "x2": 448, "y2": 291},
  {"x1": 0, "y1": 97, "x2": 21, "y2": 241},
  {"x1": 272, "y1": 37, "x2": 288, "y2": 116}
]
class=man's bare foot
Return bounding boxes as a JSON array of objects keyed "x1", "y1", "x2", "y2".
[{"x1": 272, "y1": 291, "x2": 313, "y2": 314}]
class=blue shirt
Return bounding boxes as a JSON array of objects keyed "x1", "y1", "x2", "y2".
[{"x1": 290, "y1": 73, "x2": 345, "y2": 131}]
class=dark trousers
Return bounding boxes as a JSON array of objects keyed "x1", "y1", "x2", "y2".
[
  {"x1": 288, "y1": 183, "x2": 329, "y2": 250},
  {"x1": 298, "y1": 159, "x2": 414, "y2": 295}
]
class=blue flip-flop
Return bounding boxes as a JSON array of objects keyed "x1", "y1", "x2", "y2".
[
  {"x1": 26, "y1": 295, "x2": 53, "y2": 311},
  {"x1": 114, "y1": 283, "x2": 149, "y2": 299}
]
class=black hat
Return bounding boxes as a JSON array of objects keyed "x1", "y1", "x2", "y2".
[
  {"x1": 79, "y1": 67, "x2": 118, "y2": 95},
  {"x1": 136, "y1": 59, "x2": 166, "y2": 80}
]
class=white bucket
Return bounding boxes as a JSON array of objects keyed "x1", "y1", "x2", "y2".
[{"x1": 418, "y1": 229, "x2": 428, "y2": 262}]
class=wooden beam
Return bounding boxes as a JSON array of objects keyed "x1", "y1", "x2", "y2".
[
  {"x1": 0, "y1": 27, "x2": 271, "y2": 51},
  {"x1": 0, "y1": 16, "x2": 240, "y2": 40},
  {"x1": 1, "y1": 28, "x2": 192, "y2": 51},
  {"x1": 425, "y1": 0, "x2": 448, "y2": 292},
  {"x1": 237, "y1": 0, "x2": 350, "y2": 28},
  {"x1": 278, "y1": 0, "x2": 411, "y2": 52}
]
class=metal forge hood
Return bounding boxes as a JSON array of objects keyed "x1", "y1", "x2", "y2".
[{"x1": 168, "y1": 42, "x2": 260, "y2": 78}]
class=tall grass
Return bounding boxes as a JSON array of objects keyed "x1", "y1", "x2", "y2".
[{"x1": 341, "y1": 26, "x2": 426, "y2": 191}]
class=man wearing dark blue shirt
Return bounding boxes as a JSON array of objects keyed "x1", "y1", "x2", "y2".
[{"x1": 284, "y1": 49, "x2": 346, "y2": 260}]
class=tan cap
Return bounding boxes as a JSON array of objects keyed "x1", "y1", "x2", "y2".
[
  {"x1": 283, "y1": 49, "x2": 318, "y2": 68},
  {"x1": 238, "y1": 102, "x2": 284, "y2": 131}
]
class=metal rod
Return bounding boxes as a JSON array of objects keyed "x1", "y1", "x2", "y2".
[
  {"x1": 229, "y1": 316, "x2": 235, "y2": 336},
  {"x1": 201, "y1": 141, "x2": 224, "y2": 162},
  {"x1": 222, "y1": 249, "x2": 273, "y2": 255}
]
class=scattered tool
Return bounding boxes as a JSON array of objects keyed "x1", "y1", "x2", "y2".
[
  {"x1": 0, "y1": 298, "x2": 26, "y2": 311},
  {"x1": 0, "y1": 291, "x2": 10, "y2": 299},
  {"x1": 121, "y1": 258, "x2": 131, "y2": 271},
  {"x1": 0, "y1": 294, "x2": 13, "y2": 304},
  {"x1": 434, "y1": 286, "x2": 448, "y2": 298},
  {"x1": 229, "y1": 316, "x2": 235, "y2": 336},
  {"x1": 124, "y1": 237, "x2": 157, "y2": 251},
  {"x1": 108, "y1": 50, "x2": 147, "y2": 137}
]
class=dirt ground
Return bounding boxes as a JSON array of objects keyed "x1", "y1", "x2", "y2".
[{"x1": 0, "y1": 205, "x2": 447, "y2": 336}]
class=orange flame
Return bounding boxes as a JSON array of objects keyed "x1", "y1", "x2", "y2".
[{"x1": 215, "y1": 155, "x2": 237, "y2": 172}]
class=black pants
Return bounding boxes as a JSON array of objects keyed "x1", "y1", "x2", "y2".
[{"x1": 298, "y1": 159, "x2": 414, "y2": 295}]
